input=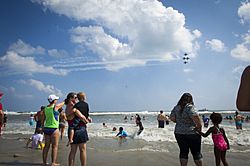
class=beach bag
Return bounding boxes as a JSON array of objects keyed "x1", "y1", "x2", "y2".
[{"x1": 212, "y1": 128, "x2": 228, "y2": 151}]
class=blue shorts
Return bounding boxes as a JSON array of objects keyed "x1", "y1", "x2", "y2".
[
  {"x1": 72, "y1": 127, "x2": 89, "y2": 144},
  {"x1": 43, "y1": 127, "x2": 57, "y2": 135},
  {"x1": 175, "y1": 133, "x2": 203, "y2": 160}
]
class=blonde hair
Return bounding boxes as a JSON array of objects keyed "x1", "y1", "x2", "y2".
[{"x1": 77, "y1": 92, "x2": 86, "y2": 101}]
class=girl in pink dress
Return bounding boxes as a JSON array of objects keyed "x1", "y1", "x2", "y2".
[{"x1": 196, "y1": 112, "x2": 229, "y2": 166}]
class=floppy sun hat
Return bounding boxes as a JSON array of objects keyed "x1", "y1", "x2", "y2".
[{"x1": 48, "y1": 94, "x2": 59, "y2": 103}]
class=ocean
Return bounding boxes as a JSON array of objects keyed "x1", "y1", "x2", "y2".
[{"x1": 2, "y1": 110, "x2": 250, "y2": 153}]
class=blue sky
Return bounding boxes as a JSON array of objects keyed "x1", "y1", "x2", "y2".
[{"x1": 0, "y1": 0, "x2": 250, "y2": 112}]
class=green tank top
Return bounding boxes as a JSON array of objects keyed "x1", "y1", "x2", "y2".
[{"x1": 44, "y1": 105, "x2": 59, "y2": 128}]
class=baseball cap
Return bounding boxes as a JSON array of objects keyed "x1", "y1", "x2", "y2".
[{"x1": 48, "y1": 94, "x2": 59, "y2": 103}]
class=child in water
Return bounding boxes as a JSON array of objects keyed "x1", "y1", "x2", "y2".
[
  {"x1": 196, "y1": 112, "x2": 229, "y2": 166},
  {"x1": 116, "y1": 127, "x2": 128, "y2": 138},
  {"x1": 26, "y1": 128, "x2": 44, "y2": 150}
]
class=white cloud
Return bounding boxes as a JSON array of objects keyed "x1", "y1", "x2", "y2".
[
  {"x1": 35, "y1": 0, "x2": 201, "y2": 71},
  {"x1": 231, "y1": 33, "x2": 250, "y2": 61},
  {"x1": 48, "y1": 49, "x2": 69, "y2": 57},
  {"x1": 0, "y1": 51, "x2": 68, "y2": 76},
  {"x1": 9, "y1": 39, "x2": 45, "y2": 56},
  {"x1": 205, "y1": 39, "x2": 226, "y2": 52},
  {"x1": 20, "y1": 79, "x2": 64, "y2": 97},
  {"x1": 183, "y1": 68, "x2": 193, "y2": 73},
  {"x1": 238, "y1": 1, "x2": 250, "y2": 24}
]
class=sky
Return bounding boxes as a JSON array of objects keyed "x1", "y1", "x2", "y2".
[{"x1": 0, "y1": 0, "x2": 250, "y2": 112}]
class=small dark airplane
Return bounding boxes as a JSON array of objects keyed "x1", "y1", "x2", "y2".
[{"x1": 183, "y1": 53, "x2": 190, "y2": 64}]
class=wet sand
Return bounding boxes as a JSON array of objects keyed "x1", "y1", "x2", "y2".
[{"x1": 0, "y1": 134, "x2": 249, "y2": 166}]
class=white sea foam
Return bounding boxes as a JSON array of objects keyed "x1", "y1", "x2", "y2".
[{"x1": 2, "y1": 112, "x2": 250, "y2": 152}]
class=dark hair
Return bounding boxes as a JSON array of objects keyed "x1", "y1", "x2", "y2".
[
  {"x1": 210, "y1": 112, "x2": 222, "y2": 124},
  {"x1": 41, "y1": 106, "x2": 45, "y2": 110},
  {"x1": 160, "y1": 110, "x2": 163, "y2": 114},
  {"x1": 177, "y1": 93, "x2": 194, "y2": 114},
  {"x1": 65, "y1": 92, "x2": 76, "y2": 105},
  {"x1": 119, "y1": 127, "x2": 123, "y2": 131}
]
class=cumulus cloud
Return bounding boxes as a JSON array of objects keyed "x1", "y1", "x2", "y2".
[
  {"x1": 205, "y1": 39, "x2": 226, "y2": 52},
  {"x1": 238, "y1": 1, "x2": 250, "y2": 24},
  {"x1": 34, "y1": 0, "x2": 201, "y2": 71},
  {"x1": 0, "y1": 51, "x2": 68, "y2": 76},
  {"x1": 231, "y1": 32, "x2": 250, "y2": 61},
  {"x1": 20, "y1": 79, "x2": 64, "y2": 97},
  {"x1": 9, "y1": 39, "x2": 45, "y2": 56}
]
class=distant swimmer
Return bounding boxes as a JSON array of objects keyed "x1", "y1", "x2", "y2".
[
  {"x1": 29, "y1": 114, "x2": 34, "y2": 126},
  {"x1": 3, "y1": 113, "x2": 7, "y2": 127},
  {"x1": 103, "y1": 122, "x2": 107, "y2": 127},
  {"x1": 202, "y1": 115, "x2": 209, "y2": 128},
  {"x1": 112, "y1": 127, "x2": 117, "y2": 131},
  {"x1": 234, "y1": 111, "x2": 244, "y2": 130},
  {"x1": 157, "y1": 110, "x2": 167, "y2": 128}
]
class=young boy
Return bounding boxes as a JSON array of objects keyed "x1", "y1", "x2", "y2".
[
  {"x1": 116, "y1": 127, "x2": 128, "y2": 138},
  {"x1": 26, "y1": 128, "x2": 44, "y2": 149}
]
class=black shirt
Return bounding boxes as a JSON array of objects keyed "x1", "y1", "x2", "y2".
[{"x1": 74, "y1": 101, "x2": 89, "y2": 119}]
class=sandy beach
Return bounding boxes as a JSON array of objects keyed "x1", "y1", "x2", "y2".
[{"x1": 0, "y1": 134, "x2": 250, "y2": 166}]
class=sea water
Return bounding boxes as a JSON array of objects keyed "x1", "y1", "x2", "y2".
[{"x1": 2, "y1": 110, "x2": 250, "y2": 153}]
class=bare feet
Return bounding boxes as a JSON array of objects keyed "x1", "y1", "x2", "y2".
[{"x1": 51, "y1": 163, "x2": 60, "y2": 166}]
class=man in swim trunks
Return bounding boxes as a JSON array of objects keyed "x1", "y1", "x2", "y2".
[{"x1": 34, "y1": 106, "x2": 45, "y2": 132}]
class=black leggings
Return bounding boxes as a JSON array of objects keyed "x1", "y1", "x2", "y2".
[{"x1": 175, "y1": 133, "x2": 203, "y2": 160}]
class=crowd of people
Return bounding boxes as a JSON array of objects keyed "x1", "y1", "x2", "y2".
[{"x1": 0, "y1": 65, "x2": 250, "y2": 166}]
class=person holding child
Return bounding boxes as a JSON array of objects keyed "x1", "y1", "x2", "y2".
[
  {"x1": 66, "y1": 92, "x2": 91, "y2": 166},
  {"x1": 196, "y1": 112, "x2": 229, "y2": 166}
]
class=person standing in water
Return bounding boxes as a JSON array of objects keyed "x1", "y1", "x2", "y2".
[
  {"x1": 170, "y1": 93, "x2": 203, "y2": 166},
  {"x1": 157, "y1": 110, "x2": 167, "y2": 128},
  {"x1": 234, "y1": 111, "x2": 244, "y2": 130},
  {"x1": 29, "y1": 114, "x2": 35, "y2": 126}
]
